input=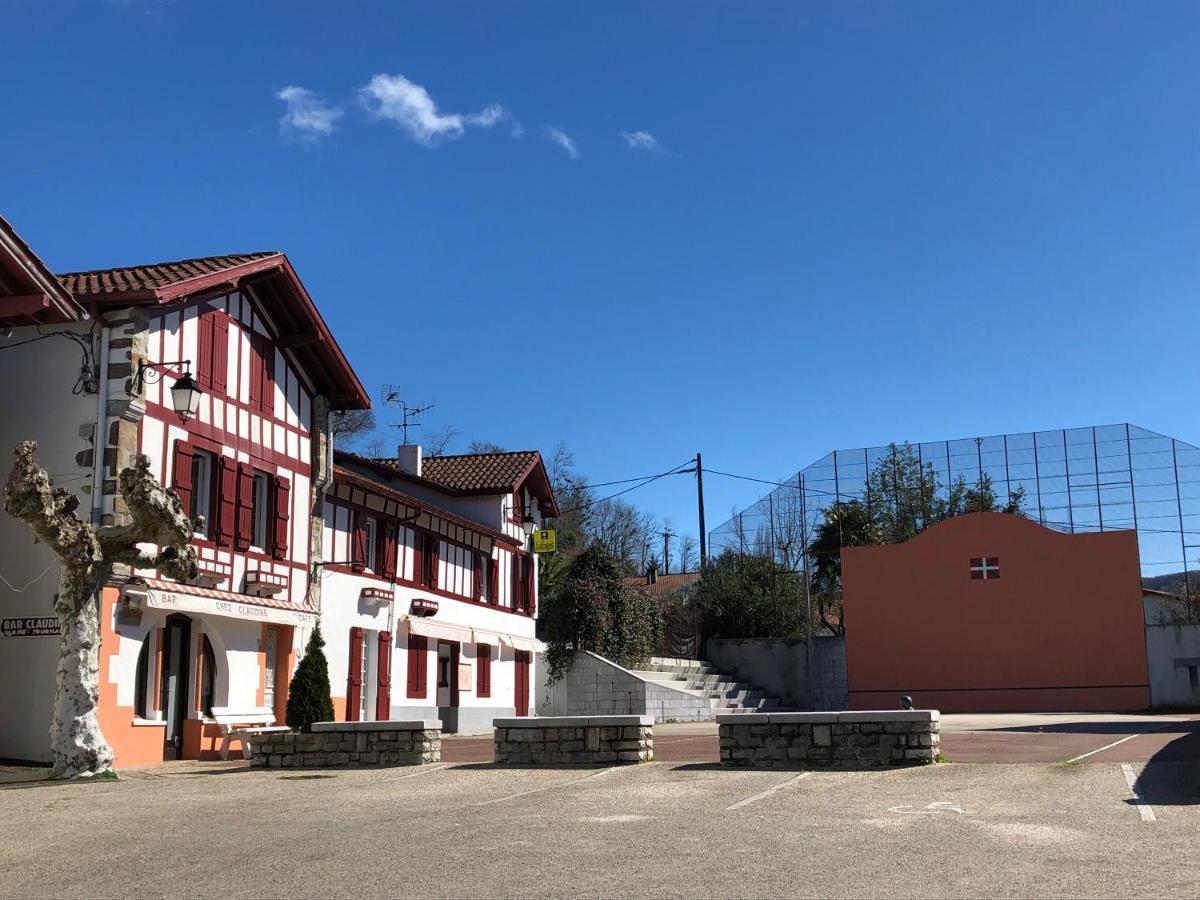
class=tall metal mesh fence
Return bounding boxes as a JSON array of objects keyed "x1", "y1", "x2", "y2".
[{"x1": 708, "y1": 423, "x2": 1200, "y2": 586}]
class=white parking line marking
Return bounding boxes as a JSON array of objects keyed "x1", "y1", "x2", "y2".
[
  {"x1": 374, "y1": 763, "x2": 451, "y2": 783},
  {"x1": 472, "y1": 767, "x2": 617, "y2": 806},
  {"x1": 724, "y1": 772, "x2": 810, "y2": 811},
  {"x1": 1121, "y1": 763, "x2": 1156, "y2": 823},
  {"x1": 1063, "y1": 733, "x2": 1141, "y2": 764}
]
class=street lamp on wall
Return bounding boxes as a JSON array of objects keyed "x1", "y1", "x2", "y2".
[
  {"x1": 505, "y1": 504, "x2": 538, "y2": 536},
  {"x1": 129, "y1": 359, "x2": 203, "y2": 423}
]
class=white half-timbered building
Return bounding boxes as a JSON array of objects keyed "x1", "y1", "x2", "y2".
[
  {"x1": 0, "y1": 221, "x2": 368, "y2": 765},
  {"x1": 321, "y1": 447, "x2": 558, "y2": 731}
]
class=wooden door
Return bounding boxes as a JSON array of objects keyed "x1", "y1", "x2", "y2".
[{"x1": 514, "y1": 650, "x2": 530, "y2": 716}]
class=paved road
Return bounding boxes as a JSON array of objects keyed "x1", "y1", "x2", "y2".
[
  {"x1": 441, "y1": 713, "x2": 1200, "y2": 766},
  {"x1": 3, "y1": 757, "x2": 1199, "y2": 898}
]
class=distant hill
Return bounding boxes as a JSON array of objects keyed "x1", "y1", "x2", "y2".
[{"x1": 1143, "y1": 571, "x2": 1189, "y2": 593}]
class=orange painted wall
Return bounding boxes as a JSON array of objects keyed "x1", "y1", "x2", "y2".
[
  {"x1": 181, "y1": 718, "x2": 243, "y2": 761},
  {"x1": 842, "y1": 512, "x2": 1151, "y2": 713},
  {"x1": 97, "y1": 587, "x2": 166, "y2": 768}
]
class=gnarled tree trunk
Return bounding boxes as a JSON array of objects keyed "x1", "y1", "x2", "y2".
[{"x1": 4, "y1": 441, "x2": 197, "y2": 779}]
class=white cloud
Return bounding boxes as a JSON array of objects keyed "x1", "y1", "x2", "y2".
[
  {"x1": 359, "y1": 74, "x2": 517, "y2": 145},
  {"x1": 276, "y1": 86, "x2": 343, "y2": 142},
  {"x1": 619, "y1": 130, "x2": 670, "y2": 154},
  {"x1": 543, "y1": 126, "x2": 580, "y2": 159}
]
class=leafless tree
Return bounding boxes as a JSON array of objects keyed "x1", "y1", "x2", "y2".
[
  {"x1": 329, "y1": 409, "x2": 376, "y2": 448},
  {"x1": 422, "y1": 424, "x2": 460, "y2": 456},
  {"x1": 4, "y1": 443, "x2": 198, "y2": 778},
  {"x1": 467, "y1": 440, "x2": 506, "y2": 454},
  {"x1": 677, "y1": 535, "x2": 699, "y2": 572}
]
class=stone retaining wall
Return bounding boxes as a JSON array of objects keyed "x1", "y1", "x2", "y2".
[
  {"x1": 249, "y1": 720, "x2": 442, "y2": 769},
  {"x1": 493, "y1": 715, "x2": 654, "y2": 765},
  {"x1": 718, "y1": 710, "x2": 939, "y2": 768}
]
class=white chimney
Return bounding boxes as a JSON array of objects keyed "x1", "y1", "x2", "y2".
[{"x1": 396, "y1": 444, "x2": 422, "y2": 477}]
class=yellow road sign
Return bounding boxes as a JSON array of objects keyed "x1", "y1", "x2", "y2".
[{"x1": 532, "y1": 529, "x2": 557, "y2": 553}]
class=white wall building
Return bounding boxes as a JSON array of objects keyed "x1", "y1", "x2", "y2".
[
  {"x1": 0, "y1": 219, "x2": 369, "y2": 765},
  {"x1": 321, "y1": 447, "x2": 558, "y2": 732}
]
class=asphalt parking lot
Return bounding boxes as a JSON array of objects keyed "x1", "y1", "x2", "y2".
[
  {"x1": 2, "y1": 713, "x2": 1197, "y2": 898},
  {"x1": 438, "y1": 712, "x2": 1200, "y2": 766},
  {"x1": 3, "y1": 752, "x2": 1200, "y2": 899}
]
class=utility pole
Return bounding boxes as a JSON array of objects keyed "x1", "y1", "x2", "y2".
[
  {"x1": 696, "y1": 452, "x2": 707, "y2": 568},
  {"x1": 800, "y1": 474, "x2": 814, "y2": 708},
  {"x1": 660, "y1": 528, "x2": 674, "y2": 575}
]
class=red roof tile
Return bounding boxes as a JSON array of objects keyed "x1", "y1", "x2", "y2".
[
  {"x1": 420, "y1": 451, "x2": 542, "y2": 493},
  {"x1": 56, "y1": 250, "x2": 368, "y2": 409},
  {"x1": 58, "y1": 252, "x2": 279, "y2": 297}
]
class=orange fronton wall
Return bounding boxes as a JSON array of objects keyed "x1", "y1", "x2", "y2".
[
  {"x1": 97, "y1": 587, "x2": 165, "y2": 768},
  {"x1": 842, "y1": 512, "x2": 1151, "y2": 713}
]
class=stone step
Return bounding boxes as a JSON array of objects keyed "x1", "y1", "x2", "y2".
[{"x1": 641, "y1": 657, "x2": 790, "y2": 717}]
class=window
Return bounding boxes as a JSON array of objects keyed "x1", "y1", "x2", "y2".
[
  {"x1": 250, "y1": 472, "x2": 271, "y2": 550},
  {"x1": 199, "y1": 635, "x2": 216, "y2": 716},
  {"x1": 134, "y1": 639, "x2": 149, "y2": 719},
  {"x1": 189, "y1": 450, "x2": 214, "y2": 537},
  {"x1": 437, "y1": 654, "x2": 451, "y2": 689},
  {"x1": 363, "y1": 518, "x2": 378, "y2": 572}
]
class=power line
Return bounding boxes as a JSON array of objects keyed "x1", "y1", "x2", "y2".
[{"x1": 557, "y1": 458, "x2": 695, "y2": 517}]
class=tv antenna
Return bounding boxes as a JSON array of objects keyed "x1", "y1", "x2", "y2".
[{"x1": 380, "y1": 386, "x2": 433, "y2": 444}]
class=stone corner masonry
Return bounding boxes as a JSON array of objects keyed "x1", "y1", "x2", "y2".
[
  {"x1": 718, "y1": 710, "x2": 940, "y2": 768},
  {"x1": 493, "y1": 715, "x2": 654, "y2": 765},
  {"x1": 249, "y1": 720, "x2": 442, "y2": 769}
]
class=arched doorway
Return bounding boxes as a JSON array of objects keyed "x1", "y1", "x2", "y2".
[{"x1": 160, "y1": 614, "x2": 193, "y2": 759}]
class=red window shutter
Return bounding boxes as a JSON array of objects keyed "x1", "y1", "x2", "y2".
[
  {"x1": 197, "y1": 312, "x2": 214, "y2": 390},
  {"x1": 248, "y1": 335, "x2": 262, "y2": 411},
  {"x1": 235, "y1": 463, "x2": 253, "y2": 551},
  {"x1": 406, "y1": 634, "x2": 427, "y2": 699},
  {"x1": 215, "y1": 456, "x2": 237, "y2": 547},
  {"x1": 511, "y1": 555, "x2": 520, "y2": 611},
  {"x1": 477, "y1": 644, "x2": 491, "y2": 698},
  {"x1": 410, "y1": 530, "x2": 422, "y2": 585},
  {"x1": 171, "y1": 441, "x2": 193, "y2": 516},
  {"x1": 347, "y1": 627, "x2": 364, "y2": 721},
  {"x1": 529, "y1": 559, "x2": 537, "y2": 617},
  {"x1": 351, "y1": 513, "x2": 368, "y2": 572},
  {"x1": 376, "y1": 631, "x2": 392, "y2": 720},
  {"x1": 380, "y1": 522, "x2": 398, "y2": 581},
  {"x1": 489, "y1": 557, "x2": 498, "y2": 605},
  {"x1": 426, "y1": 535, "x2": 440, "y2": 589},
  {"x1": 472, "y1": 554, "x2": 483, "y2": 600},
  {"x1": 262, "y1": 338, "x2": 276, "y2": 413},
  {"x1": 212, "y1": 314, "x2": 229, "y2": 395},
  {"x1": 272, "y1": 476, "x2": 290, "y2": 560}
]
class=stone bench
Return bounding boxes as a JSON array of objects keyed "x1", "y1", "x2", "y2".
[
  {"x1": 248, "y1": 720, "x2": 442, "y2": 769},
  {"x1": 493, "y1": 716, "x2": 654, "y2": 765},
  {"x1": 718, "y1": 710, "x2": 940, "y2": 769}
]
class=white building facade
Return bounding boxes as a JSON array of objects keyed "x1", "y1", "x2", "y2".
[
  {"x1": 321, "y1": 448, "x2": 557, "y2": 732},
  {"x1": 0, "y1": 226, "x2": 368, "y2": 765}
]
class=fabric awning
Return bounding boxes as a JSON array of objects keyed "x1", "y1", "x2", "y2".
[
  {"x1": 406, "y1": 617, "x2": 473, "y2": 643},
  {"x1": 124, "y1": 578, "x2": 318, "y2": 628},
  {"x1": 472, "y1": 628, "x2": 502, "y2": 647},
  {"x1": 499, "y1": 633, "x2": 541, "y2": 653}
]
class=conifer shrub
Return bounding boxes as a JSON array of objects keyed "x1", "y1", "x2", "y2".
[{"x1": 286, "y1": 625, "x2": 335, "y2": 733}]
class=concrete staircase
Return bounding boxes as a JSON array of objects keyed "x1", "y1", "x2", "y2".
[{"x1": 631, "y1": 656, "x2": 792, "y2": 716}]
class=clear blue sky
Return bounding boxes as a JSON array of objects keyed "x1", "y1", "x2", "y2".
[{"x1": 3, "y1": 1, "x2": 1197, "y2": 546}]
